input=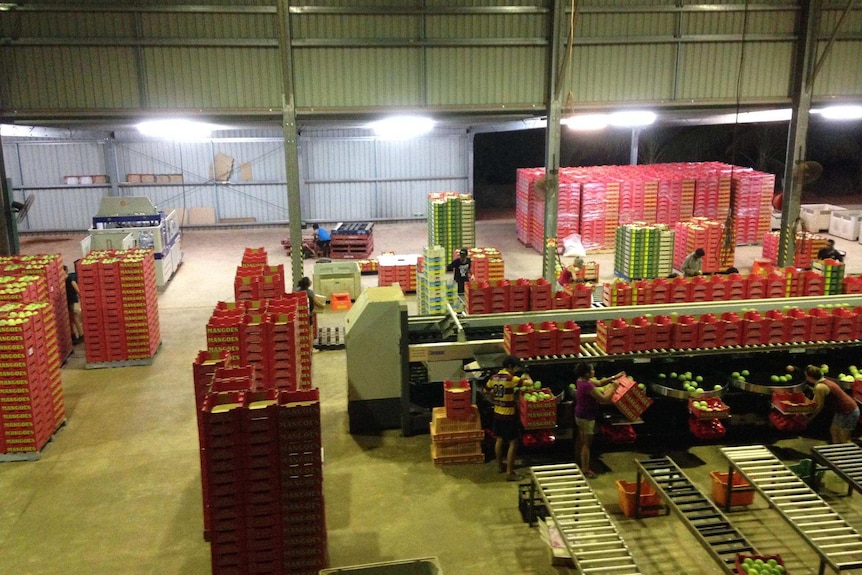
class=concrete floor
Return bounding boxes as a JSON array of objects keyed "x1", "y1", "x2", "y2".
[{"x1": 1, "y1": 218, "x2": 862, "y2": 574}]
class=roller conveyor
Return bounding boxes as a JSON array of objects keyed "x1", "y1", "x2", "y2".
[
  {"x1": 529, "y1": 463, "x2": 643, "y2": 575},
  {"x1": 721, "y1": 445, "x2": 862, "y2": 574},
  {"x1": 813, "y1": 442, "x2": 862, "y2": 497},
  {"x1": 635, "y1": 457, "x2": 756, "y2": 573}
]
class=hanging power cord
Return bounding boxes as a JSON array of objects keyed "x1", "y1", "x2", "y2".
[{"x1": 722, "y1": 0, "x2": 751, "y2": 267}]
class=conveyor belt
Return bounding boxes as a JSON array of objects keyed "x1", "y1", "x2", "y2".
[
  {"x1": 529, "y1": 463, "x2": 643, "y2": 575},
  {"x1": 813, "y1": 442, "x2": 862, "y2": 497},
  {"x1": 635, "y1": 457, "x2": 756, "y2": 573},
  {"x1": 721, "y1": 445, "x2": 862, "y2": 575}
]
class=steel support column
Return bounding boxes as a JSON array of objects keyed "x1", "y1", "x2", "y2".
[
  {"x1": 278, "y1": 0, "x2": 304, "y2": 289},
  {"x1": 542, "y1": 0, "x2": 566, "y2": 284},
  {"x1": 778, "y1": 0, "x2": 820, "y2": 266}
]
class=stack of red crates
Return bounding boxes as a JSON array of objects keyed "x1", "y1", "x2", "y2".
[
  {"x1": 192, "y1": 350, "x2": 232, "y2": 540},
  {"x1": 732, "y1": 170, "x2": 775, "y2": 244},
  {"x1": 0, "y1": 302, "x2": 64, "y2": 457},
  {"x1": 201, "y1": 377, "x2": 326, "y2": 575},
  {"x1": 673, "y1": 218, "x2": 732, "y2": 274},
  {"x1": 466, "y1": 248, "x2": 505, "y2": 284},
  {"x1": 443, "y1": 380, "x2": 472, "y2": 419},
  {"x1": 558, "y1": 175, "x2": 582, "y2": 239},
  {"x1": 78, "y1": 249, "x2": 161, "y2": 363},
  {"x1": 0, "y1": 255, "x2": 73, "y2": 361},
  {"x1": 234, "y1": 249, "x2": 286, "y2": 302},
  {"x1": 206, "y1": 296, "x2": 312, "y2": 392},
  {"x1": 529, "y1": 279, "x2": 553, "y2": 311},
  {"x1": 762, "y1": 231, "x2": 828, "y2": 269},
  {"x1": 377, "y1": 259, "x2": 417, "y2": 293},
  {"x1": 515, "y1": 168, "x2": 544, "y2": 246}
]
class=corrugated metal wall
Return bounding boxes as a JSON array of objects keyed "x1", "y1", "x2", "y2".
[{"x1": 1, "y1": 129, "x2": 469, "y2": 230}]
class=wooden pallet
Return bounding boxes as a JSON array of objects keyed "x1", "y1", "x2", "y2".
[{"x1": 315, "y1": 326, "x2": 345, "y2": 349}]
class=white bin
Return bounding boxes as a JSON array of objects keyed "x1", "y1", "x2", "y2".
[
  {"x1": 801, "y1": 204, "x2": 847, "y2": 232},
  {"x1": 828, "y1": 210, "x2": 862, "y2": 241}
]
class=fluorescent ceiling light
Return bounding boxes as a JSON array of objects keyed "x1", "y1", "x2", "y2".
[
  {"x1": 367, "y1": 115, "x2": 435, "y2": 139},
  {"x1": 815, "y1": 105, "x2": 862, "y2": 120},
  {"x1": 736, "y1": 108, "x2": 792, "y2": 123},
  {"x1": 609, "y1": 110, "x2": 656, "y2": 127},
  {"x1": 562, "y1": 114, "x2": 609, "y2": 131},
  {"x1": 137, "y1": 119, "x2": 215, "y2": 140}
]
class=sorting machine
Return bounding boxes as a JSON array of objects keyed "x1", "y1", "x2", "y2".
[{"x1": 345, "y1": 287, "x2": 862, "y2": 438}]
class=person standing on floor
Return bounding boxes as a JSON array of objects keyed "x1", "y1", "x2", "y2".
[
  {"x1": 573, "y1": 363, "x2": 625, "y2": 479},
  {"x1": 804, "y1": 364, "x2": 859, "y2": 444},
  {"x1": 681, "y1": 247, "x2": 705, "y2": 277},
  {"x1": 446, "y1": 248, "x2": 472, "y2": 294},
  {"x1": 486, "y1": 355, "x2": 532, "y2": 481},
  {"x1": 64, "y1": 263, "x2": 84, "y2": 344}
]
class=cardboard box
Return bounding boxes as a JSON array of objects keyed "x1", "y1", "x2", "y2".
[
  {"x1": 239, "y1": 162, "x2": 253, "y2": 182},
  {"x1": 155, "y1": 174, "x2": 171, "y2": 183},
  {"x1": 141, "y1": 174, "x2": 156, "y2": 184},
  {"x1": 168, "y1": 174, "x2": 184, "y2": 183},
  {"x1": 611, "y1": 376, "x2": 653, "y2": 421},
  {"x1": 213, "y1": 152, "x2": 234, "y2": 182},
  {"x1": 127, "y1": 174, "x2": 142, "y2": 183}
]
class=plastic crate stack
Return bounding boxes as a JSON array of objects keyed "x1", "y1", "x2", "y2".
[
  {"x1": 234, "y1": 248, "x2": 285, "y2": 303},
  {"x1": 205, "y1": 297, "x2": 312, "y2": 392},
  {"x1": 427, "y1": 192, "x2": 474, "y2": 258},
  {"x1": 417, "y1": 245, "x2": 459, "y2": 315},
  {"x1": 557, "y1": 173, "x2": 582, "y2": 240},
  {"x1": 762, "y1": 231, "x2": 828, "y2": 269},
  {"x1": 732, "y1": 169, "x2": 775, "y2": 244},
  {"x1": 674, "y1": 218, "x2": 733, "y2": 274},
  {"x1": 654, "y1": 170, "x2": 685, "y2": 225},
  {"x1": 614, "y1": 223, "x2": 673, "y2": 280},
  {"x1": 0, "y1": 255, "x2": 73, "y2": 361},
  {"x1": 618, "y1": 179, "x2": 644, "y2": 225},
  {"x1": 377, "y1": 256, "x2": 418, "y2": 293},
  {"x1": 78, "y1": 249, "x2": 161, "y2": 364},
  {"x1": 201, "y1": 376, "x2": 326, "y2": 575},
  {"x1": 192, "y1": 350, "x2": 232, "y2": 540},
  {"x1": 813, "y1": 259, "x2": 845, "y2": 295},
  {"x1": 0, "y1": 301, "x2": 64, "y2": 458},
  {"x1": 461, "y1": 247, "x2": 504, "y2": 284},
  {"x1": 693, "y1": 162, "x2": 732, "y2": 220},
  {"x1": 430, "y1": 389, "x2": 483, "y2": 465},
  {"x1": 515, "y1": 168, "x2": 544, "y2": 246}
]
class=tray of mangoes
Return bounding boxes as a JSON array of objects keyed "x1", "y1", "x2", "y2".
[
  {"x1": 729, "y1": 366, "x2": 805, "y2": 395},
  {"x1": 650, "y1": 370, "x2": 726, "y2": 401}
]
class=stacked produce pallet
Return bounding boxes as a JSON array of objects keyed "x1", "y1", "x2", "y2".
[
  {"x1": 557, "y1": 175, "x2": 582, "y2": 240},
  {"x1": 78, "y1": 249, "x2": 161, "y2": 365},
  {"x1": 377, "y1": 256, "x2": 418, "y2": 293},
  {"x1": 417, "y1": 245, "x2": 459, "y2": 315},
  {"x1": 429, "y1": 404, "x2": 483, "y2": 465},
  {"x1": 515, "y1": 168, "x2": 545, "y2": 246},
  {"x1": 462, "y1": 247, "x2": 504, "y2": 284},
  {"x1": 427, "y1": 193, "x2": 473, "y2": 258},
  {"x1": 330, "y1": 222, "x2": 374, "y2": 259},
  {"x1": 674, "y1": 218, "x2": 733, "y2": 274},
  {"x1": 0, "y1": 301, "x2": 64, "y2": 460},
  {"x1": 762, "y1": 231, "x2": 828, "y2": 269},
  {"x1": 234, "y1": 248, "x2": 285, "y2": 302},
  {"x1": 205, "y1": 296, "x2": 312, "y2": 391},
  {"x1": 0, "y1": 255, "x2": 72, "y2": 361},
  {"x1": 516, "y1": 163, "x2": 772, "y2": 254},
  {"x1": 614, "y1": 223, "x2": 673, "y2": 280},
  {"x1": 813, "y1": 260, "x2": 845, "y2": 295},
  {"x1": 733, "y1": 169, "x2": 775, "y2": 244},
  {"x1": 201, "y1": 380, "x2": 326, "y2": 575}
]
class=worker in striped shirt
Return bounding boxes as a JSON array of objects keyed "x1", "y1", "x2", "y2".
[{"x1": 486, "y1": 355, "x2": 532, "y2": 481}]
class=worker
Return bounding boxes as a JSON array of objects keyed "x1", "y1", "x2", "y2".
[
  {"x1": 296, "y1": 276, "x2": 327, "y2": 341},
  {"x1": 446, "y1": 248, "x2": 472, "y2": 294},
  {"x1": 681, "y1": 247, "x2": 705, "y2": 277},
  {"x1": 558, "y1": 256, "x2": 584, "y2": 288},
  {"x1": 64, "y1": 262, "x2": 84, "y2": 344},
  {"x1": 803, "y1": 365, "x2": 859, "y2": 444},
  {"x1": 486, "y1": 355, "x2": 532, "y2": 481},
  {"x1": 573, "y1": 363, "x2": 625, "y2": 479},
  {"x1": 312, "y1": 223, "x2": 331, "y2": 257},
  {"x1": 817, "y1": 239, "x2": 844, "y2": 262}
]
